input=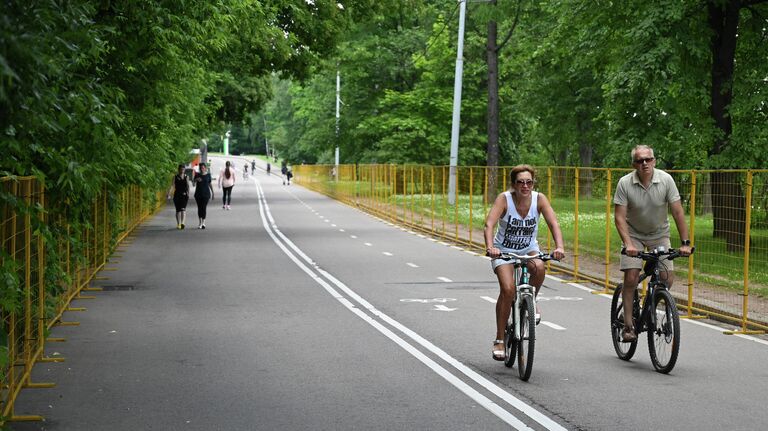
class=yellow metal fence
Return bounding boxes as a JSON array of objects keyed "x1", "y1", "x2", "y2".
[
  {"x1": 0, "y1": 177, "x2": 162, "y2": 423},
  {"x1": 295, "y1": 164, "x2": 768, "y2": 333}
]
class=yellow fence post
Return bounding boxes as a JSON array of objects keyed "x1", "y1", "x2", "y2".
[
  {"x1": 471, "y1": 167, "x2": 477, "y2": 247},
  {"x1": 681, "y1": 171, "x2": 705, "y2": 320},
  {"x1": 594, "y1": 169, "x2": 613, "y2": 294},
  {"x1": 724, "y1": 170, "x2": 763, "y2": 335}
]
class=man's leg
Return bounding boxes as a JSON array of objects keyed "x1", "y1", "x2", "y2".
[{"x1": 622, "y1": 269, "x2": 640, "y2": 340}]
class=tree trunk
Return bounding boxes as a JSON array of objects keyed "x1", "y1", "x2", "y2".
[
  {"x1": 486, "y1": 19, "x2": 500, "y2": 204},
  {"x1": 708, "y1": 0, "x2": 746, "y2": 250},
  {"x1": 710, "y1": 171, "x2": 746, "y2": 251}
]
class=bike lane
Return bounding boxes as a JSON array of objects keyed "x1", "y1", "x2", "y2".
[{"x1": 263, "y1": 176, "x2": 768, "y2": 431}]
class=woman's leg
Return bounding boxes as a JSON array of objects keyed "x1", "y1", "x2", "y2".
[{"x1": 494, "y1": 264, "x2": 517, "y2": 340}]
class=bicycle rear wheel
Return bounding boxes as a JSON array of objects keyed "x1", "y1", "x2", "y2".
[
  {"x1": 516, "y1": 296, "x2": 536, "y2": 381},
  {"x1": 610, "y1": 284, "x2": 638, "y2": 360},
  {"x1": 504, "y1": 318, "x2": 516, "y2": 368},
  {"x1": 647, "y1": 289, "x2": 680, "y2": 373}
]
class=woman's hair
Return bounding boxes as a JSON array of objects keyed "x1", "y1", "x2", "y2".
[
  {"x1": 199, "y1": 163, "x2": 206, "y2": 169},
  {"x1": 177, "y1": 164, "x2": 184, "y2": 170},
  {"x1": 225, "y1": 161, "x2": 231, "y2": 179},
  {"x1": 509, "y1": 164, "x2": 536, "y2": 184}
]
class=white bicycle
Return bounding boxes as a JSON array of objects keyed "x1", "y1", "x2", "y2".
[{"x1": 497, "y1": 252, "x2": 558, "y2": 381}]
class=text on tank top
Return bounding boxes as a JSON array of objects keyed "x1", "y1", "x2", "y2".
[{"x1": 494, "y1": 191, "x2": 540, "y2": 251}]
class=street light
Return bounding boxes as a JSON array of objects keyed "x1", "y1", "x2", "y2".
[
  {"x1": 448, "y1": 0, "x2": 493, "y2": 205},
  {"x1": 447, "y1": 0, "x2": 467, "y2": 205}
]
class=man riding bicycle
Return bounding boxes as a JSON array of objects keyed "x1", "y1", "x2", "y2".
[{"x1": 613, "y1": 145, "x2": 693, "y2": 342}]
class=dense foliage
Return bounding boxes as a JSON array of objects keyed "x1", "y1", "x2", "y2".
[
  {"x1": 0, "y1": 0, "x2": 371, "y2": 315},
  {"x1": 260, "y1": 0, "x2": 767, "y2": 170}
]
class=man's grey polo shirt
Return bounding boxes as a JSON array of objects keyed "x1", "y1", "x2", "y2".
[{"x1": 613, "y1": 168, "x2": 681, "y2": 240}]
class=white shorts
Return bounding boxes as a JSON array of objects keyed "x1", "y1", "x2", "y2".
[{"x1": 490, "y1": 246, "x2": 541, "y2": 271}]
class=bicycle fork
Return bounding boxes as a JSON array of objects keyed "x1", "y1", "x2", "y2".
[{"x1": 514, "y1": 288, "x2": 535, "y2": 340}]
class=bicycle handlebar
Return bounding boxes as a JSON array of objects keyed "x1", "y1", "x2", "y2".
[
  {"x1": 493, "y1": 251, "x2": 559, "y2": 263},
  {"x1": 620, "y1": 246, "x2": 694, "y2": 261}
]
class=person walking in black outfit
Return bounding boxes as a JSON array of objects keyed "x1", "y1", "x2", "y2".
[
  {"x1": 193, "y1": 163, "x2": 214, "y2": 229},
  {"x1": 168, "y1": 164, "x2": 190, "y2": 229}
]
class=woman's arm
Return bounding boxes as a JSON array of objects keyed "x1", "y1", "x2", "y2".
[
  {"x1": 538, "y1": 193, "x2": 565, "y2": 260},
  {"x1": 483, "y1": 193, "x2": 507, "y2": 257}
]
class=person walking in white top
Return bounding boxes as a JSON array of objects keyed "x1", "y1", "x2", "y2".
[{"x1": 218, "y1": 161, "x2": 236, "y2": 210}]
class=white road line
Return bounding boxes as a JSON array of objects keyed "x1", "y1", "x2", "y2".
[
  {"x1": 437, "y1": 277, "x2": 453, "y2": 283},
  {"x1": 481, "y1": 297, "x2": 566, "y2": 330},
  {"x1": 364, "y1": 242, "x2": 373, "y2": 247},
  {"x1": 540, "y1": 321, "x2": 566, "y2": 331},
  {"x1": 331, "y1": 224, "x2": 337, "y2": 227},
  {"x1": 255, "y1": 182, "x2": 549, "y2": 430},
  {"x1": 406, "y1": 263, "x2": 419, "y2": 268},
  {"x1": 350, "y1": 235, "x2": 358, "y2": 239},
  {"x1": 339, "y1": 229, "x2": 345, "y2": 232},
  {"x1": 383, "y1": 252, "x2": 393, "y2": 256}
]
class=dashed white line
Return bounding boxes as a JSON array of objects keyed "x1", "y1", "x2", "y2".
[
  {"x1": 339, "y1": 229, "x2": 345, "y2": 232},
  {"x1": 437, "y1": 277, "x2": 453, "y2": 283},
  {"x1": 364, "y1": 242, "x2": 373, "y2": 247},
  {"x1": 350, "y1": 235, "x2": 358, "y2": 239},
  {"x1": 407, "y1": 263, "x2": 419, "y2": 268},
  {"x1": 540, "y1": 321, "x2": 567, "y2": 331},
  {"x1": 481, "y1": 296, "x2": 497, "y2": 303},
  {"x1": 383, "y1": 252, "x2": 393, "y2": 256}
]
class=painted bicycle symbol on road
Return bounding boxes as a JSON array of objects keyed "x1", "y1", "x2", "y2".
[{"x1": 400, "y1": 297, "x2": 458, "y2": 311}]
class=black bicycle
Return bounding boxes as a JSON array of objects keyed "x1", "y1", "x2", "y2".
[
  {"x1": 497, "y1": 252, "x2": 558, "y2": 381},
  {"x1": 610, "y1": 246, "x2": 691, "y2": 373}
]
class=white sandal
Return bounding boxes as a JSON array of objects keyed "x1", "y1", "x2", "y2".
[{"x1": 492, "y1": 339, "x2": 505, "y2": 361}]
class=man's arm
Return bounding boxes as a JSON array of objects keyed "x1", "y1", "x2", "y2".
[
  {"x1": 669, "y1": 200, "x2": 692, "y2": 256},
  {"x1": 614, "y1": 204, "x2": 638, "y2": 256}
]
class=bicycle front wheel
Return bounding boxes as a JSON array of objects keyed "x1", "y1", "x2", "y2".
[
  {"x1": 516, "y1": 296, "x2": 536, "y2": 381},
  {"x1": 504, "y1": 318, "x2": 517, "y2": 368},
  {"x1": 647, "y1": 289, "x2": 680, "y2": 373},
  {"x1": 610, "y1": 284, "x2": 638, "y2": 361}
]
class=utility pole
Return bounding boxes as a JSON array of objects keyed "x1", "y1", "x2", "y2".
[
  {"x1": 448, "y1": 0, "x2": 467, "y2": 205},
  {"x1": 263, "y1": 115, "x2": 270, "y2": 159},
  {"x1": 335, "y1": 69, "x2": 341, "y2": 181}
]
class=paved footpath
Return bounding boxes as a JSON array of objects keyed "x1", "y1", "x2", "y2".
[{"x1": 11, "y1": 156, "x2": 768, "y2": 431}]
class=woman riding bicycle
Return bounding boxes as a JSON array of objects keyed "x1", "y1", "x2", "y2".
[{"x1": 484, "y1": 165, "x2": 565, "y2": 361}]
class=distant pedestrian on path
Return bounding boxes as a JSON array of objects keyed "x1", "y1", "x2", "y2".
[
  {"x1": 218, "y1": 161, "x2": 236, "y2": 210},
  {"x1": 168, "y1": 164, "x2": 190, "y2": 229},
  {"x1": 267, "y1": 162, "x2": 271, "y2": 175},
  {"x1": 251, "y1": 160, "x2": 256, "y2": 173},
  {"x1": 281, "y1": 161, "x2": 288, "y2": 185},
  {"x1": 193, "y1": 163, "x2": 214, "y2": 229}
]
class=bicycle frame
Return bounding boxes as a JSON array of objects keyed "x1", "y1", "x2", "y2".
[
  {"x1": 634, "y1": 265, "x2": 667, "y2": 335},
  {"x1": 512, "y1": 263, "x2": 535, "y2": 342}
]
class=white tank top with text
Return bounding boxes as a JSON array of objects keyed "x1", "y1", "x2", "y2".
[{"x1": 493, "y1": 191, "x2": 540, "y2": 253}]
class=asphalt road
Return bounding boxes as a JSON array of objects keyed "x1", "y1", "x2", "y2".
[{"x1": 11, "y1": 156, "x2": 768, "y2": 430}]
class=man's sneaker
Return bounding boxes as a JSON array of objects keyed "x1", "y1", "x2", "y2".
[{"x1": 180, "y1": 223, "x2": 185, "y2": 229}]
